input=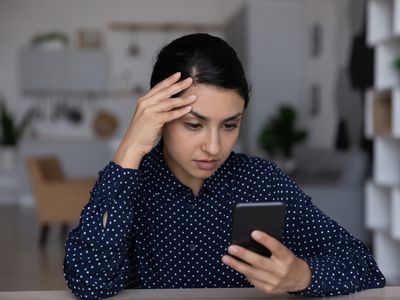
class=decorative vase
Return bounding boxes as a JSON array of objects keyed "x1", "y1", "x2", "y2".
[{"x1": 0, "y1": 146, "x2": 17, "y2": 171}]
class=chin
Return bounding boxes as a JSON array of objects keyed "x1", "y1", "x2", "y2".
[{"x1": 196, "y1": 169, "x2": 218, "y2": 178}]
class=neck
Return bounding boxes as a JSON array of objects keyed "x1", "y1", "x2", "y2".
[{"x1": 162, "y1": 147, "x2": 205, "y2": 195}]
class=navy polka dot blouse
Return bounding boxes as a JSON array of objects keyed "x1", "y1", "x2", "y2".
[{"x1": 63, "y1": 142, "x2": 385, "y2": 299}]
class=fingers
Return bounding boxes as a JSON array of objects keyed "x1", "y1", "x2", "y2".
[
  {"x1": 144, "y1": 72, "x2": 181, "y2": 98},
  {"x1": 226, "y1": 244, "x2": 273, "y2": 271},
  {"x1": 222, "y1": 248, "x2": 291, "y2": 295},
  {"x1": 246, "y1": 276, "x2": 284, "y2": 295},
  {"x1": 149, "y1": 77, "x2": 193, "y2": 103},
  {"x1": 154, "y1": 95, "x2": 197, "y2": 113},
  {"x1": 137, "y1": 95, "x2": 196, "y2": 126},
  {"x1": 162, "y1": 105, "x2": 193, "y2": 123},
  {"x1": 251, "y1": 231, "x2": 288, "y2": 259},
  {"x1": 221, "y1": 255, "x2": 269, "y2": 281},
  {"x1": 142, "y1": 75, "x2": 193, "y2": 107}
]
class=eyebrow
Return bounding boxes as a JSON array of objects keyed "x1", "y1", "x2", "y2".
[{"x1": 189, "y1": 111, "x2": 243, "y2": 122}]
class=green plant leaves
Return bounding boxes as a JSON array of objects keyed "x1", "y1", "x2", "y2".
[
  {"x1": 259, "y1": 105, "x2": 307, "y2": 158},
  {"x1": 0, "y1": 100, "x2": 34, "y2": 146}
]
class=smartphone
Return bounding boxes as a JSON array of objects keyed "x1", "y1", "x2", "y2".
[{"x1": 230, "y1": 202, "x2": 286, "y2": 258}]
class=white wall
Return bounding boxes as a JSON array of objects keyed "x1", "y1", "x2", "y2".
[
  {"x1": 0, "y1": 0, "x2": 243, "y2": 140},
  {"x1": 245, "y1": 0, "x2": 306, "y2": 153},
  {"x1": 0, "y1": 0, "x2": 357, "y2": 150},
  {"x1": 302, "y1": 0, "x2": 362, "y2": 149}
]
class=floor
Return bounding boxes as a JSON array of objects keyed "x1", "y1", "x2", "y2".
[{"x1": 0, "y1": 204, "x2": 70, "y2": 291}]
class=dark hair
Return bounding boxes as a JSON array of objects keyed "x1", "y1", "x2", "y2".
[{"x1": 150, "y1": 33, "x2": 250, "y2": 108}]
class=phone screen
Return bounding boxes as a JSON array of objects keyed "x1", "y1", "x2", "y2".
[{"x1": 230, "y1": 202, "x2": 286, "y2": 258}]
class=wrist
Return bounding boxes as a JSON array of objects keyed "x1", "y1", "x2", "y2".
[
  {"x1": 289, "y1": 258, "x2": 312, "y2": 292},
  {"x1": 113, "y1": 143, "x2": 145, "y2": 169}
]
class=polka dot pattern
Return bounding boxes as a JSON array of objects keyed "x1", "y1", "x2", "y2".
[{"x1": 64, "y1": 142, "x2": 385, "y2": 299}]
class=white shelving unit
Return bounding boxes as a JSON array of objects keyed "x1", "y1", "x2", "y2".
[{"x1": 366, "y1": 0, "x2": 400, "y2": 284}]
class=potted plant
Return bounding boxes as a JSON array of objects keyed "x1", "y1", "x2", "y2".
[
  {"x1": 0, "y1": 100, "x2": 33, "y2": 171},
  {"x1": 31, "y1": 31, "x2": 69, "y2": 50},
  {"x1": 259, "y1": 104, "x2": 307, "y2": 174},
  {"x1": 393, "y1": 56, "x2": 400, "y2": 72}
]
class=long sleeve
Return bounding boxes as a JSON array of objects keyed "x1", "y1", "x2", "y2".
[
  {"x1": 268, "y1": 163, "x2": 386, "y2": 296},
  {"x1": 63, "y1": 162, "x2": 141, "y2": 300}
]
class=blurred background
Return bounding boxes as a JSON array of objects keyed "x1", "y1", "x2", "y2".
[{"x1": 0, "y1": 0, "x2": 399, "y2": 291}]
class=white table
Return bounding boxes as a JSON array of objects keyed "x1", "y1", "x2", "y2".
[{"x1": 0, "y1": 287, "x2": 398, "y2": 300}]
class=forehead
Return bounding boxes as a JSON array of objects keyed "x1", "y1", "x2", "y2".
[{"x1": 181, "y1": 84, "x2": 245, "y2": 116}]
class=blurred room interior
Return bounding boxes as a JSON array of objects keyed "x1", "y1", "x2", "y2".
[{"x1": 1, "y1": 0, "x2": 399, "y2": 291}]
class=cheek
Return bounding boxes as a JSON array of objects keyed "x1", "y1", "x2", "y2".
[
  {"x1": 163, "y1": 124, "x2": 193, "y2": 153},
  {"x1": 225, "y1": 129, "x2": 240, "y2": 144}
]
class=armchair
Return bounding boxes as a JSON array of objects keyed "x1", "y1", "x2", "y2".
[{"x1": 26, "y1": 156, "x2": 96, "y2": 246}]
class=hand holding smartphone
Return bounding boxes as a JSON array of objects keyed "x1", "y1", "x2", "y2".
[{"x1": 230, "y1": 202, "x2": 286, "y2": 258}]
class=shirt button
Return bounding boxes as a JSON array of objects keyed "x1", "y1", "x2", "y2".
[
  {"x1": 113, "y1": 182, "x2": 120, "y2": 188},
  {"x1": 189, "y1": 244, "x2": 197, "y2": 251},
  {"x1": 188, "y1": 203, "x2": 195, "y2": 210}
]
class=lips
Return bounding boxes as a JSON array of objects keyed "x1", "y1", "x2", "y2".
[{"x1": 194, "y1": 160, "x2": 219, "y2": 171}]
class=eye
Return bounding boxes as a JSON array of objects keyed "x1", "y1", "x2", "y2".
[
  {"x1": 222, "y1": 123, "x2": 238, "y2": 131},
  {"x1": 184, "y1": 122, "x2": 202, "y2": 131}
]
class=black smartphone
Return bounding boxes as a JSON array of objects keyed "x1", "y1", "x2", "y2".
[{"x1": 230, "y1": 202, "x2": 286, "y2": 258}]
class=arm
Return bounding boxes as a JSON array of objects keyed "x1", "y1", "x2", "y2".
[
  {"x1": 63, "y1": 162, "x2": 141, "y2": 300},
  {"x1": 63, "y1": 72, "x2": 197, "y2": 299},
  {"x1": 222, "y1": 161, "x2": 385, "y2": 296},
  {"x1": 271, "y1": 164, "x2": 386, "y2": 296}
]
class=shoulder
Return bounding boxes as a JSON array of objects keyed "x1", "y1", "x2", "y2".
[
  {"x1": 230, "y1": 152, "x2": 310, "y2": 205},
  {"x1": 228, "y1": 152, "x2": 278, "y2": 199},
  {"x1": 230, "y1": 152, "x2": 277, "y2": 178}
]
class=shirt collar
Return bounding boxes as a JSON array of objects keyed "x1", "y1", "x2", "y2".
[{"x1": 144, "y1": 140, "x2": 235, "y2": 199}]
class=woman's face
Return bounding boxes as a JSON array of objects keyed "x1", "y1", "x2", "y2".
[{"x1": 162, "y1": 84, "x2": 245, "y2": 193}]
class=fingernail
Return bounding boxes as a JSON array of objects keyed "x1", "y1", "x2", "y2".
[
  {"x1": 228, "y1": 245, "x2": 239, "y2": 254},
  {"x1": 222, "y1": 255, "x2": 231, "y2": 264},
  {"x1": 173, "y1": 72, "x2": 181, "y2": 77},
  {"x1": 185, "y1": 106, "x2": 192, "y2": 111},
  {"x1": 184, "y1": 77, "x2": 192, "y2": 82},
  {"x1": 252, "y1": 231, "x2": 261, "y2": 239},
  {"x1": 188, "y1": 95, "x2": 197, "y2": 100}
]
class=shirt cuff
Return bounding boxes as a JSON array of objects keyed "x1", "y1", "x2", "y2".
[
  {"x1": 92, "y1": 161, "x2": 141, "y2": 199},
  {"x1": 288, "y1": 256, "x2": 322, "y2": 297},
  {"x1": 79, "y1": 161, "x2": 141, "y2": 247}
]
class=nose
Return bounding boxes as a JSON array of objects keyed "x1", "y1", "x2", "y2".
[{"x1": 202, "y1": 129, "x2": 220, "y2": 156}]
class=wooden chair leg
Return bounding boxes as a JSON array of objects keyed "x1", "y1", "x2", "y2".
[{"x1": 39, "y1": 224, "x2": 49, "y2": 247}]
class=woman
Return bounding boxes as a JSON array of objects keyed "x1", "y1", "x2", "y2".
[{"x1": 64, "y1": 33, "x2": 385, "y2": 299}]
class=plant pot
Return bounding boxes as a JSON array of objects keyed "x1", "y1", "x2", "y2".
[{"x1": 0, "y1": 146, "x2": 17, "y2": 171}]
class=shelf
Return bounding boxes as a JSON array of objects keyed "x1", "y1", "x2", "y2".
[
  {"x1": 109, "y1": 21, "x2": 225, "y2": 32},
  {"x1": 392, "y1": 89, "x2": 400, "y2": 136},
  {"x1": 366, "y1": 0, "x2": 400, "y2": 285},
  {"x1": 365, "y1": 182, "x2": 391, "y2": 231},
  {"x1": 373, "y1": 89, "x2": 391, "y2": 135},
  {"x1": 368, "y1": 0, "x2": 394, "y2": 46},
  {"x1": 367, "y1": 184, "x2": 400, "y2": 240},
  {"x1": 374, "y1": 137, "x2": 400, "y2": 185},
  {"x1": 391, "y1": 187, "x2": 400, "y2": 239},
  {"x1": 20, "y1": 49, "x2": 109, "y2": 95},
  {"x1": 373, "y1": 231, "x2": 400, "y2": 281},
  {"x1": 394, "y1": 0, "x2": 400, "y2": 35},
  {"x1": 365, "y1": 88, "x2": 400, "y2": 137},
  {"x1": 375, "y1": 40, "x2": 400, "y2": 89},
  {"x1": 365, "y1": 90, "x2": 374, "y2": 138}
]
